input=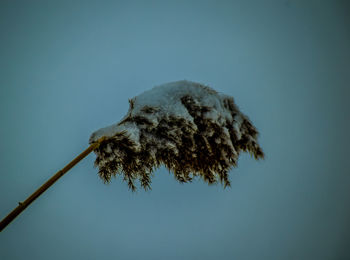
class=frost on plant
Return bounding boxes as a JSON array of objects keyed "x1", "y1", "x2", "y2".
[{"x1": 89, "y1": 80, "x2": 264, "y2": 191}]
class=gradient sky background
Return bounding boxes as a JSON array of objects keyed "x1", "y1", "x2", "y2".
[{"x1": 0, "y1": 0, "x2": 349, "y2": 259}]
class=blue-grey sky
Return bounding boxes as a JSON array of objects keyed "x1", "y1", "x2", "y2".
[{"x1": 0, "y1": 0, "x2": 349, "y2": 259}]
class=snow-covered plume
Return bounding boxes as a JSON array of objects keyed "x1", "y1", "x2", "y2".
[{"x1": 90, "y1": 80, "x2": 264, "y2": 190}]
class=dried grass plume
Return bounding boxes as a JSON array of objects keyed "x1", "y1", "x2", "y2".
[{"x1": 90, "y1": 80, "x2": 264, "y2": 191}]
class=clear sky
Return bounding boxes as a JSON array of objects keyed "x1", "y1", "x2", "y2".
[{"x1": 0, "y1": 0, "x2": 349, "y2": 259}]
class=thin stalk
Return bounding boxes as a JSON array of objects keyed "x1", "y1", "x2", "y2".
[{"x1": 0, "y1": 137, "x2": 105, "y2": 232}]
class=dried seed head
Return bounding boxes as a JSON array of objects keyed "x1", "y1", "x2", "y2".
[{"x1": 90, "y1": 80, "x2": 264, "y2": 190}]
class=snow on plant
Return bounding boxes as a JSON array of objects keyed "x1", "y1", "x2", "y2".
[{"x1": 90, "y1": 80, "x2": 264, "y2": 190}]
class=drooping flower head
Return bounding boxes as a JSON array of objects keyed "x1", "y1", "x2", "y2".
[{"x1": 90, "y1": 80, "x2": 264, "y2": 190}]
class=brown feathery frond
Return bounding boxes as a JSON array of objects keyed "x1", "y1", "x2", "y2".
[{"x1": 90, "y1": 80, "x2": 264, "y2": 190}]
